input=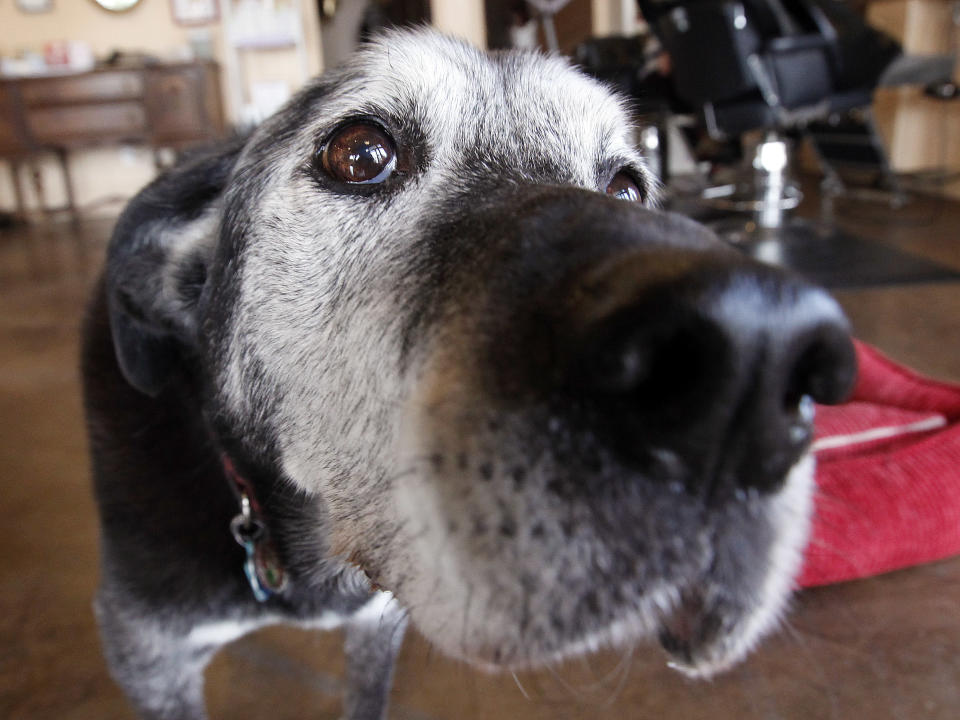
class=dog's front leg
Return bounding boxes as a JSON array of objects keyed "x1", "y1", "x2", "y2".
[
  {"x1": 95, "y1": 594, "x2": 220, "y2": 720},
  {"x1": 341, "y1": 594, "x2": 408, "y2": 720}
]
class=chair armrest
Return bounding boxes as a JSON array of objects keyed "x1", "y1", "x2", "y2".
[{"x1": 768, "y1": 33, "x2": 830, "y2": 54}]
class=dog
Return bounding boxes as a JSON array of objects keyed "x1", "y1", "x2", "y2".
[{"x1": 82, "y1": 28, "x2": 856, "y2": 720}]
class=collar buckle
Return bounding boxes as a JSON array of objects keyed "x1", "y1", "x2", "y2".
[{"x1": 223, "y1": 458, "x2": 288, "y2": 602}]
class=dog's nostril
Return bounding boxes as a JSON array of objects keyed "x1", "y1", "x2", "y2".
[
  {"x1": 582, "y1": 310, "x2": 724, "y2": 405},
  {"x1": 785, "y1": 326, "x2": 858, "y2": 409},
  {"x1": 590, "y1": 340, "x2": 650, "y2": 394}
]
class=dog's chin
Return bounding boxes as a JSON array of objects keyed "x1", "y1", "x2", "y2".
[
  {"x1": 657, "y1": 453, "x2": 817, "y2": 679},
  {"x1": 386, "y1": 453, "x2": 816, "y2": 678},
  {"x1": 419, "y1": 572, "x2": 786, "y2": 678}
]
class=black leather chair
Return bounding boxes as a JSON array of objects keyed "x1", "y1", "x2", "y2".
[
  {"x1": 639, "y1": 0, "x2": 893, "y2": 136},
  {"x1": 636, "y1": 0, "x2": 900, "y2": 231}
]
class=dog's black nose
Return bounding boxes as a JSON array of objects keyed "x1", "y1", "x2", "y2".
[
  {"x1": 463, "y1": 189, "x2": 855, "y2": 496},
  {"x1": 566, "y1": 248, "x2": 856, "y2": 496}
]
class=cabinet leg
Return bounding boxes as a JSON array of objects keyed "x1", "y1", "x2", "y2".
[
  {"x1": 9, "y1": 160, "x2": 28, "y2": 222},
  {"x1": 27, "y1": 160, "x2": 52, "y2": 221},
  {"x1": 57, "y1": 149, "x2": 80, "y2": 224}
]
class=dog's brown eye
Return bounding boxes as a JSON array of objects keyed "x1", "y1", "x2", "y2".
[
  {"x1": 606, "y1": 171, "x2": 642, "y2": 202},
  {"x1": 322, "y1": 123, "x2": 396, "y2": 184}
]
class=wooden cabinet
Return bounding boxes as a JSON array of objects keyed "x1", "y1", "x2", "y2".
[
  {"x1": 145, "y1": 64, "x2": 223, "y2": 146},
  {"x1": 19, "y1": 70, "x2": 145, "y2": 106},
  {"x1": 27, "y1": 102, "x2": 149, "y2": 144},
  {"x1": 0, "y1": 61, "x2": 225, "y2": 217}
]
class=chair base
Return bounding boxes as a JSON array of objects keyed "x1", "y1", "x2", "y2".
[{"x1": 699, "y1": 132, "x2": 803, "y2": 238}]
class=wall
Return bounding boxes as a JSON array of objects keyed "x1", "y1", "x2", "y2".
[
  {"x1": 0, "y1": 0, "x2": 322, "y2": 215},
  {"x1": 430, "y1": 0, "x2": 486, "y2": 47},
  {"x1": 869, "y1": 0, "x2": 960, "y2": 198},
  {"x1": 592, "y1": 0, "x2": 640, "y2": 37},
  {"x1": 321, "y1": 0, "x2": 370, "y2": 69},
  {"x1": 0, "y1": 0, "x2": 210, "y2": 60}
]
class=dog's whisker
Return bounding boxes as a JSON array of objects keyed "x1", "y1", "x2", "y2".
[
  {"x1": 599, "y1": 644, "x2": 636, "y2": 709},
  {"x1": 801, "y1": 535, "x2": 873, "y2": 580},
  {"x1": 460, "y1": 580, "x2": 475, "y2": 661},
  {"x1": 543, "y1": 659, "x2": 595, "y2": 703},
  {"x1": 511, "y1": 671, "x2": 532, "y2": 701}
]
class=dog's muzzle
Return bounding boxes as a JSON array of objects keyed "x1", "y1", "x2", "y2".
[
  {"x1": 396, "y1": 185, "x2": 855, "y2": 673},
  {"x1": 450, "y1": 187, "x2": 856, "y2": 480}
]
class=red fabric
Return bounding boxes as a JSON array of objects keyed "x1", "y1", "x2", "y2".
[{"x1": 799, "y1": 340, "x2": 960, "y2": 587}]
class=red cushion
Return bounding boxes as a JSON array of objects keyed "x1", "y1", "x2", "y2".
[{"x1": 800, "y1": 340, "x2": 960, "y2": 587}]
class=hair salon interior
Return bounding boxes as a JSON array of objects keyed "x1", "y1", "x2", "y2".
[{"x1": 2, "y1": 0, "x2": 959, "y2": 718}]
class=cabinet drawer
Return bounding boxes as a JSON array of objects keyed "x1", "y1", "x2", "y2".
[
  {"x1": 146, "y1": 68, "x2": 206, "y2": 140},
  {"x1": 20, "y1": 71, "x2": 144, "y2": 106},
  {"x1": 0, "y1": 124, "x2": 23, "y2": 154},
  {"x1": 27, "y1": 102, "x2": 147, "y2": 143},
  {"x1": 0, "y1": 120, "x2": 22, "y2": 154}
]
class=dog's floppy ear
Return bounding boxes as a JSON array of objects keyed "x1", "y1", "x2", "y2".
[{"x1": 106, "y1": 138, "x2": 245, "y2": 397}]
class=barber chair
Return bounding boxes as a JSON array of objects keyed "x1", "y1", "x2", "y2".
[{"x1": 637, "y1": 0, "x2": 901, "y2": 238}]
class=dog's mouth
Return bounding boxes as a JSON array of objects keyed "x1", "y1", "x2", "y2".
[
  {"x1": 655, "y1": 586, "x2": 746, "y2": 678},
  {"x1": 655, "y1": 453, "x2": 818, "y2": 678}
]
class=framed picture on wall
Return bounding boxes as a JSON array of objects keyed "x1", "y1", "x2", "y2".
[
  {"x1": 16, "y1": 0, "x2": 54, "y2": 13},
  {"x1": 170, "y1": 0, "x2": 219, "y2": 26}
]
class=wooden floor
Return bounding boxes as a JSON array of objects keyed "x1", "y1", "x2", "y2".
[{"x1": 1, "y1": 193, "x2": 959, "y2": 720}]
